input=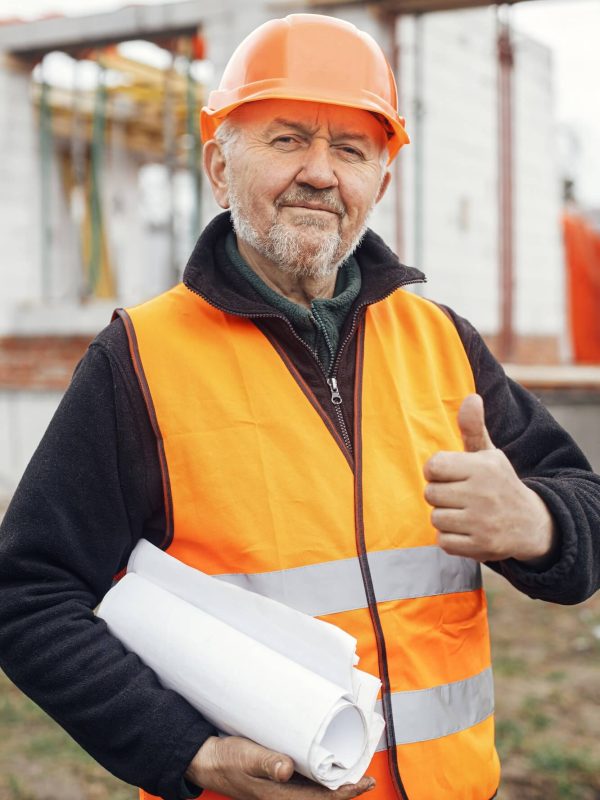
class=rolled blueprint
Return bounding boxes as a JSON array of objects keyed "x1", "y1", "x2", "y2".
[{"x1": 97, "y1": 540, "x2": 384, "y2": 789}]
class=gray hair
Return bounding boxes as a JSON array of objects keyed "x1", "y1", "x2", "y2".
[{"x1": 214, "y1": 118, "x2": 242, "y2": 160}]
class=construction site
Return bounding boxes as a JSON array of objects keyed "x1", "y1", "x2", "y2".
[
  {"x1": 0, "y1": 0, "x2": 599, "y2": 799},
  {"x1": 1, "y1": 0, "x2": 600, "y2": 492}
]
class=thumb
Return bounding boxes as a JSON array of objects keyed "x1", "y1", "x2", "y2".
[
  {"x1": 244, "y1": 741, "x2": 295, "y2": 783},
  {"x1": 458, "y1": 393, "x2": 495, "y2": 452}
]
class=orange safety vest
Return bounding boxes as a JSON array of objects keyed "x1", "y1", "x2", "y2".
[{"x1": 118, "y1": 281, "x2": 499, "y2": 800}]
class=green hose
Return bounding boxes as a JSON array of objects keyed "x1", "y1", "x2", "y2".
[{"x1": 87, "y1": 60, "x2": 107, "y2": 295}]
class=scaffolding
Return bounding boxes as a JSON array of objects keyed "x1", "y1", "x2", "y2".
[{"x1": 32, "y1": 37, "x2": 205, "y2": 299}]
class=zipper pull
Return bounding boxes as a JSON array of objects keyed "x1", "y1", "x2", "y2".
[{"x1": 327, "y1": 377, "x2": 343, "y2": 405}]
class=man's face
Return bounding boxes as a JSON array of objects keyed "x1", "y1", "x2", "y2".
[{"x1": 212, "y1": 99, "x2": 390, "y2": 279}]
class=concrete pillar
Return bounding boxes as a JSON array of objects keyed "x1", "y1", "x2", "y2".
[{"x1": 0, "y1": 54, "x2": 42, "y2": 326}]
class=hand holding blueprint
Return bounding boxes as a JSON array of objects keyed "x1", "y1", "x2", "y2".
[{"x1": 97, "y1": 540, "x2": 384, "y2": 788}]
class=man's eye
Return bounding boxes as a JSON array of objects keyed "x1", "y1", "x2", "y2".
[
  {"x1": 337, "y1": 146, "x2": 363, "y2": 159},
  {"x1": 273, "y1": 136, "x2": 300, "y2": 147}
]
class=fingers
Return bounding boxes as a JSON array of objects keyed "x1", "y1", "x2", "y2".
[
  {"x1": 423, "y1": 451, "x2": 472, "y2": 483},
  {"x1": 333, "y1": 776, "x2": 376, "y2": 797},
  {"x1": 436, "y1": 532, "x2": 481, "y2": 558},
  {"x1": 188, "y1": 736, "x2": 375, "y2": 800},
  {"x1": 284, "y1": 775, "x2": 375, "y2": 797},
  {"x1": 240, "y1": 741, "x2": 374, "y2": 796},
  {"x1": 265, "y1": 773, "x2": 376, "y2": 798},
  {"x1": 424, "y1": 480, "x2": 467, "y2": 509},
  {"x1": 430, "y1": 507, "x2": 469, "y2": 532}
]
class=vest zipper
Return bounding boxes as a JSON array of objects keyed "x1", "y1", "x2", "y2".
[
  {"x1": 310, "y1": 306, "x2": 355, "y2": 457},
  {"x1": 322, "y1": 278, "x2": 425, "y2": 461},
  {"x1": 326, "y1": 376, "x2": 353, "y2": 456},
  {"x1": 327, "y1": 376, "x2": 342, "y2": 404}
]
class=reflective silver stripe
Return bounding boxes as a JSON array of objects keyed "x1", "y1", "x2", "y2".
[
  {"x1": 216, "y1": 546, "x2": 481, "y2": 617},
  {"x1": 375, "y1": 667, "x2": 494, "y2": 749}
]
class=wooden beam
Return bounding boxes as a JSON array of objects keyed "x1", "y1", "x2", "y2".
[
  {"x1": 0, "y1": 2, "x2": 206, "y2": 61},
  {"x1": 101, "y1": 52, "x2": 195, "y2": 95}
]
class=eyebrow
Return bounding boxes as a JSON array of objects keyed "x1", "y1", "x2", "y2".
[{"x1": 264, "y1": 117, "x2": 372, "y2": 145}]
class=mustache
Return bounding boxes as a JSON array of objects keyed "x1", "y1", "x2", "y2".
[{"x1": 275, "y1": 188, "x2": 346, "y2": 217}]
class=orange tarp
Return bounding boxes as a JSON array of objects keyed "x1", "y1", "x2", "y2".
[{"x1": 563, "y1": 212, "x2": 600, "y2": 364}]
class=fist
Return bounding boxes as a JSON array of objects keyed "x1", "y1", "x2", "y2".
[{"x1": 423, "y1": 394, "x2": 556, "y2": 563}]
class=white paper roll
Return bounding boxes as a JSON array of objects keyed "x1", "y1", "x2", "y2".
[
  {"x1": 128, "y1": 539, "x2": 357, "y2": 689},
  {"x1": 97, "y1": 542, "x2": 385, "y2": 788}
]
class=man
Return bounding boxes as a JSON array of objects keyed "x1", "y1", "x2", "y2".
[{"x1": 0, "y1": 13, "x2": 598, "y2": 800}]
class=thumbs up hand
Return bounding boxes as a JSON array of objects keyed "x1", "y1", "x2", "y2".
[{"x1": 423, "y1": 394, "x2": 556, "y2": 563}]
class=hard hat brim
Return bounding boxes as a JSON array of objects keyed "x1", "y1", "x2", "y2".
[{"x1": 200, "y1": 85, "x2": 410, "y2": 165}]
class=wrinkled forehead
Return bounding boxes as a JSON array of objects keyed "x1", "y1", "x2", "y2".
[{"x1": 228, "y1": 98, "x2": 389, "y2": 149}]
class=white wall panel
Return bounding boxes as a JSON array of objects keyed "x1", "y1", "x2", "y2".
[
  {"x1": 513, "y1": 35, "x2": 565, "y2": 336},
  {"x1": 0, "y1": 65, "x2": 42, "y2": 311},
  {"x1": 398, "y1": 8, "x2": 562, "y2": 337},
  {"x1": 0, "y1": 390, "x2": 63, "y2": 495}
]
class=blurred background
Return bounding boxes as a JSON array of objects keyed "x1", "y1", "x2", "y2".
[{"x1": 0, "y1": 1, "x2": 599, "y2": 798}]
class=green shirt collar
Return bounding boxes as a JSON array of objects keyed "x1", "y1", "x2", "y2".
[{"x1": 224, "y1": 231, "x2": 361, "y2": 373}]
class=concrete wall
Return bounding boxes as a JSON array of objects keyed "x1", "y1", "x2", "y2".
[
  {"x1": 399, "y1": 9, "x2": 499, "y2": 324},
  {"x1": 512, "y1": 34, "x2": 565, "y2": 338},
  {"x1": 397, "y1": 8, "x2": 564, "y2": 338},
  {"x1": 0, "y1": 58, "x2": 43, "y2": 321}
]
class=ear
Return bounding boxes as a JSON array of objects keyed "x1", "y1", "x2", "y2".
[
  {"x1": 203, "y1": 140, "x2": 230, "y2": 209},
  {"x1": 375, "y1": 170, "x2": 392, "y2": 204}
]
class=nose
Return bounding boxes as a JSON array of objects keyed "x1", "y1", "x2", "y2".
[{"x1": 294, "y1": 139, "x2": 338, "y2": 190}]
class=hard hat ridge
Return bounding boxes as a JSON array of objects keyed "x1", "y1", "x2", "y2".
[{"x1": 200, "y1": 13, "x2": 410, "y2": 164}]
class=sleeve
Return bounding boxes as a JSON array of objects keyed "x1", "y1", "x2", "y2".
[
  {"x1": 0, "y1": 321, "x2": 217, "y2": 799},
  {"x1": 446, "y1": 307, "x2": 600, "y2": 605}
]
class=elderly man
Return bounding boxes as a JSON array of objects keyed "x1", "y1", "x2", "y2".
[{"x1": 0, "y1": 13, "x2": 599, "y2": 800}]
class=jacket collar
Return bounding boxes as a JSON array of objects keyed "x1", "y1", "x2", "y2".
[{"x1": 182, "y1": 211, "x2": 425, "y2": 316}]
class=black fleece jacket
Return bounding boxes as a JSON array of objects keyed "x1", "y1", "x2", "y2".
[{"x1": 0, "y1": 212, "x2": 599, "y2": 799}]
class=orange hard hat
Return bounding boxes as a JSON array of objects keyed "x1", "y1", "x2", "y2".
[{"x1": 200, "y1": 14, "x2": 409, "y2": 164}]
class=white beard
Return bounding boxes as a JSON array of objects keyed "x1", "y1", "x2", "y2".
[{"x1": 226, "y1": 179, "x2": 373, "y2": 280}]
